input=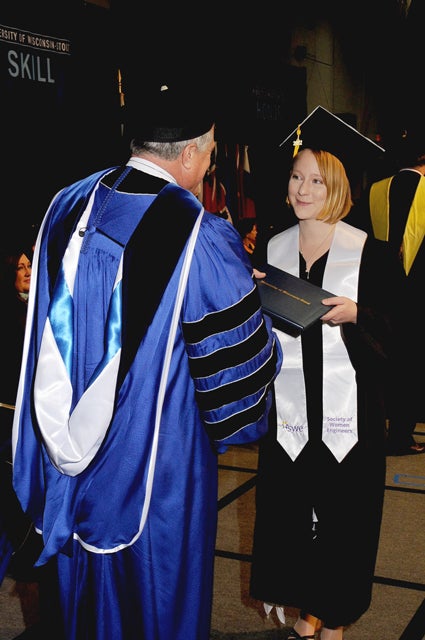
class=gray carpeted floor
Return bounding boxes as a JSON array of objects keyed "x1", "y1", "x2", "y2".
[
  {"x1": 211, "y1": 427, "x2": 425, "y2": 640},
  {"x1": 2, "y1": 429, "x2": 425, "y2": 639}
]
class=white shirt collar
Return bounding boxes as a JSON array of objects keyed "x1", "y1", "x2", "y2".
[{"x1": 126, "y1": 157, "x2": 177, "y2": 184}]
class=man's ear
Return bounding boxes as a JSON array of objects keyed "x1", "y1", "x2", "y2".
[{"x1": 181, "y1": 143, "x2": 197, "y2": 169}]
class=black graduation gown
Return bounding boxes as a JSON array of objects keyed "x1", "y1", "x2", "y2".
[
  {"x1": 350, "y1": 171, "x2": 424, "y2": 432},
  {"x1": 250, "y1": 236, "x2": 404, "y2": 628}
]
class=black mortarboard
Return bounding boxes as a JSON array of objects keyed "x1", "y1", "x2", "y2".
[
  {"x1": 123, "y1": 82, "x2": 215, "y2": 143},
  {"x1": 279, "y1": 105, "x2": 385, "y2": 185}
]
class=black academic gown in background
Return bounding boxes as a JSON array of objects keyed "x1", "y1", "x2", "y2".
[{"x1": 351, "y1": 169, "x2": 425, "y2": 440}]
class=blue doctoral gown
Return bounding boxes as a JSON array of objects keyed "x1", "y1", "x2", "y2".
[{"x1": 12, "y1": 165, "x2": 282, "y2": 639}]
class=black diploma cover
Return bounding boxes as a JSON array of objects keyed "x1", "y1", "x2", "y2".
[{"x1": 255, "y1": 264, "x2": 335, "y2": 336}]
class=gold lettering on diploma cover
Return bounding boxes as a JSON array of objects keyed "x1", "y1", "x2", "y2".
[{"x1": 259, "y1": 280, "x2": 311, "y2": 306}]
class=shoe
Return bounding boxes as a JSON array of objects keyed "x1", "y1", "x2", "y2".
[
  {"x1": 409, "y1": 443, "x2": 425, "y2": 454},
  {"x1": 287, "y1": 628, "x2": 316, "y2": 639},
  {"x1": 386, "y1": 442, "x2": 425, "y2": 456}
]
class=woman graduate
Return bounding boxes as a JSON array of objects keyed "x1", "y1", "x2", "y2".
[{"x1": 249, "y1": 106, "x2": 405, "y2": 640}]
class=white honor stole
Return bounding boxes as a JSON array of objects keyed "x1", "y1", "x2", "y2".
[{"x1": 269, "y1": 221, "x2": 367, "y2": 462}]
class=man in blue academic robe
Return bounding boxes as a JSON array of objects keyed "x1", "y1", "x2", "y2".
[{"x1": 11, "y1": 82, "x2": 282, "y2": 639}]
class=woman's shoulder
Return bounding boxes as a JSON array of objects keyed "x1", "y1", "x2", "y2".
[{"x1": 268, "y1": 224, "x2": 298, "y2": 245}]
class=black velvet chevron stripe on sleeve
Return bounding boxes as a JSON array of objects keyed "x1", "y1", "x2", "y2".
[
  {"x1": 195, "y1": 349, "x2": 279, "y2": 413},
  {"x1": 187, "y1": 321, "x2": 270, "y2": 379},
  {"x1": 182, "y1": 288, "x2": 261, "y2": 345},
  {"x1": 203, "y1": 389, "x2": 275, "y2": 441}
]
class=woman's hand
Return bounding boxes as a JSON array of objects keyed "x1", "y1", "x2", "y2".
[
  {"x1": 320, "y1": 296, "x2": 357, "y2": 325},
  {"x1": 253, "y1": 268, "x2": 266, "y2": 279}
]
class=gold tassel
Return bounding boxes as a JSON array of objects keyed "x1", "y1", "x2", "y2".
[{"x1": 293, "y1": 125, "x2": 302, "y2": 157}]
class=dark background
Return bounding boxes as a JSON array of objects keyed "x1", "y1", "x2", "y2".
[{"x1": 0, "y1": 0, "x2": 423, "y2": 240}]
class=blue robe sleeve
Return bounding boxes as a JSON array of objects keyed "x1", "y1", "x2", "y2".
[{"x1": 182, "y1": 213, "x2": 282, "y2": 452}]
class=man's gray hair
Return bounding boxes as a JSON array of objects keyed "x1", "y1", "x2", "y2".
[{"x1": 130, "y1": 128, "x2": 214, "y2": 161}]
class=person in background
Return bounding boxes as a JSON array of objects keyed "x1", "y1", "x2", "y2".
[
  {"x1": 352, "y1": 129, "x2": 425, "y2": 455},
  {"x1": 199, "y1": 142, "x2": 233, "y2": 223},
  {"x1": 0, "y1": 244, "x2": 34, "y2": 588},
  {"x1": 236, "y1": 217, "x2": 258, "y2": 258},
  {"x1": 0, "y1": 245, "x2": 32, "y2": 416},
  {"x1": 0, "y1": 237, "x2": 60, "y2": 640},
  {"x1": 11, "y1": 81, "x2": 282, "y2": 640},
  {"x1": 249, "y1": 107, "x2": 405, "y2": 640}
]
